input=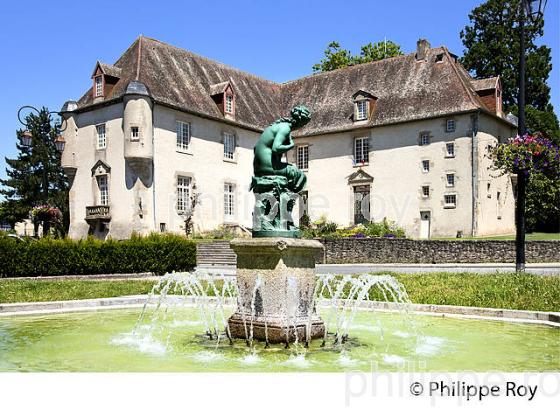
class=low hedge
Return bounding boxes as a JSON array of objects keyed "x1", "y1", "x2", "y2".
[{"x1": 0, "y1": 234, "x2": 196, "y2": 277}]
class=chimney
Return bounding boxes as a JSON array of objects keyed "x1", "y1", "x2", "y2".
[{"x1": 416, "y1": 38, "x2": 431, "y2": 61}]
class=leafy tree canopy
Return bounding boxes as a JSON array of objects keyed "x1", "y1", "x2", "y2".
[
  {"x1": 313, "y1": 40, "x2": 403, "y2": 72},
  {"x1": 460, "y1": 0, "x2": 552, "y2": 111}
]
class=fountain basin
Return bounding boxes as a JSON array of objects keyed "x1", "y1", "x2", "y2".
[
  {"x1": 228, "y1": 237, "x2": 325, "y2": 343},
  {"x1": 0, "y1": 306, "x2": 558, "y2": 372}
]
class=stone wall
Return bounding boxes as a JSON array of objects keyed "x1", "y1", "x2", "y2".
[{"x1": 317, "y1": 238, "x2": 559, "y2": 264}]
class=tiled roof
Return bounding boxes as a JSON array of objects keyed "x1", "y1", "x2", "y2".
[
  {"x1": 76, "y1": 36, "x2": 509, "y2": 136},
  {"x1": 470, "y1": 77, "x2": 499, "y2": 91},
  {"x1": 96, "y1": 62, "x2": 122, "y2": 78}
]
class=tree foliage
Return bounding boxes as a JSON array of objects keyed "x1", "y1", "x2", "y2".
[
  {"x1": 0, "y1": 108, "x2": 69, "y2": 233},
  {"x1": 313, "y1": 40, "x2": 403, "y2": 72},
  {"x1": 460, "y1": 0, "x2": 552, "y2": 111}
]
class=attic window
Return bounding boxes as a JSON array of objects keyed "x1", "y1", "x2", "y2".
[
  {"x1": 94, "y1": 76, "x2": 103, "y2": 97},
  {"x1": 435, "y1": 53, "x2": 444, "y2": 63},
  {"x1": 356, "y1": 100, "x2": 368, "y2": 121},
  {"x1": 225, "y1": 94, "x2": 234, "y2": 114}
]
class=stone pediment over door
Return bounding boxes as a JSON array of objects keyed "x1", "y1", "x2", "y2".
[
  {"x1": 91, "y1": 160, "x2": 111, "y2": 177},
  {"x1": 347, "y1": 169, "x2": 374, "y2": 185}
]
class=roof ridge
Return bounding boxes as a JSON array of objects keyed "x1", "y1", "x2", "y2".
[
  {"x1": 441, "y1": 46, "x2": 483, "y2": 109},
  {"x1": 135, "y1": 35, "x2": 142, "y2": 81},
  {"x1": 140, "y1": 36, "x2": 280, "y2": 86},
  {"x1": 113, "y1": 36, "x2": 141, "y2": 68}
]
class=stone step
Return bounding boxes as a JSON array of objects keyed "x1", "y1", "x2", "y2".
[{"x1": 196, "y1": 241, "x2": 237, "y2": 267}]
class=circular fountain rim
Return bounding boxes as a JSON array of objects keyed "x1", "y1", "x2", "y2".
[{"x1": 1, "y1": 295, "x2": 558, "y2": 328}]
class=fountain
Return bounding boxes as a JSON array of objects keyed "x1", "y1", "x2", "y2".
[
  {"x1": 226, "y1": 105, "x2": 327, "y2": 345},
  {"x1": 133, "y1": 105, "x2": 414, "y2": 347}
]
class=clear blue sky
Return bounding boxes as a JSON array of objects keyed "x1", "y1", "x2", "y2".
[{"x1": 0, "y1": 0, "x2": 558, "y2": 190}]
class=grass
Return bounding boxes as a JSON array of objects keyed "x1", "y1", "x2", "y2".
[
  {"x1": 0, "y1": 280, "x2": 156, "y2": 304},
  {"x1": 435, "y1": 232, "x2": 559, "y2": 241},
  {"x1": 1, "y1": 272, "x2": 559, "y2": 312},
  {"x1": 389, "y1": 272, "x2": 560, "y2": 312}
]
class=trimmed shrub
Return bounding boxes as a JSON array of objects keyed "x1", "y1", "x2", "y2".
[{"x1": 0, "y1": 233, "x2": 196, "y2": 278}]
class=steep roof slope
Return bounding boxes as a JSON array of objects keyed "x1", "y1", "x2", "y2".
[
  {"x1": 76, "y1": 37, "x2": 509, "y2": 135},
  {"x1": 283, "y1": 47, "x2": 484, "y2": 135}
]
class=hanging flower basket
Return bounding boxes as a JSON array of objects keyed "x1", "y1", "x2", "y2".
[
  {"x1": 31, "y1": 205, "x2": 63, "y2": 225},
  {"x1": 490, "y1": 133, "x2": 560, "y2": 179}
]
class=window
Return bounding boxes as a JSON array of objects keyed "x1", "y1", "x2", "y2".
[
  {"x1": 159, "y1": 223, "x2": 166, "y2": 232},
  {"x1": 422, "y1": 185, "x2": 430, "y2": 198},
  {"x1": 130, "y1": 126, "x2": 140, "y2": 141},
  {"x1": 446, "y1": 173, "x2": 455, "y2": 187},
  {"x1": 446, "y1": 142, "x2": 455, "y2": 157},
  {"x1": 422, "y1": 160, "x2": 430, "y2": 172},
  {"x1": 96, "y1": 124, "x2": 106, "y2": 149},
  {"x1": 223, "y1": 132, "x2": 235, "y2": 160},
  {"x1": 224, "y1": 183, "x2": 235, "y2": 217},
  {"x1": 225, "y1": 94, "x2": 234, "y2": 114},
  {"x1": 420, "y1": 133, "x2": 430, "y2": 146},
  {"x1": 176, "y1": 121, "x2": 191, "y2": 151},
  {"x1": 446, "y1": 119, "x2": 456, "y2": 132},
  {"x1": 94, "y1": 75, "x2": 103, "y2": 97},
  {"x1": 97, "y1": 175, "x2": 108, "y2": 206},
  {"x1": 354, "y1": 137, "x2": 369, "y2": 164},
  {"x1": 355, "y1": 100, "x2": 368, "y2": 121},
  {"x1": 176, "y1": 176, "x2": 191, "y2": 213},
  {"x1": 435, "y1": 53, "x2": 444, "y2": 63},
  {"x1": 296, "y1": 145, "x2": 309, "y2": 170},
  {"x1": 444, "y1": 194, "x2": 457, "y2": 208}
]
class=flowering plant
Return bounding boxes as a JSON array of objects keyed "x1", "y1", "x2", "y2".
[
  {"x1": 490, "y1": 134, "x2": 560, "y2": 179},
  {"x1": 31, "y1": 205, "x2": 63, "y2": 225}
]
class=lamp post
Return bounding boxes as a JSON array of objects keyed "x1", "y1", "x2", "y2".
[
  {"x1": 16, "y1": 105, "x2": 67, "y2": 201},
  {"x1": 515, "y1": 0, "x2": 547, "y2": 272}
]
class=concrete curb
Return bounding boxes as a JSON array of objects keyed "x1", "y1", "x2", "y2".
[{"x1": 1, "y1": 295, "x2": 558, "y2": 328}]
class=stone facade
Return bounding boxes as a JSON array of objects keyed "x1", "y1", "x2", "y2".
[{"x1": 318, "y1": 238, "x2": 560, "y2": 264}]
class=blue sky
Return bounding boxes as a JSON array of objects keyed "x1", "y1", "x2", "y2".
[{"x1": 0, "y1": 0, "x2": 558, "y2": 189}]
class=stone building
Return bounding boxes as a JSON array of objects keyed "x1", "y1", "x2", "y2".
[{"x1": 60, "y1": 36, "x2": 516, "y2": 239}]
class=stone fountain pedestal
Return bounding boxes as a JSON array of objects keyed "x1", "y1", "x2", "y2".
[{"x1": 227, "y1": 237, "x2": 325, "y2": 344}]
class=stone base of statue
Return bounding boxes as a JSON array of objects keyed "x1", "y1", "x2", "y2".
[{"x1": 227, "y1": 237, "x2": 325, "y2": 344}]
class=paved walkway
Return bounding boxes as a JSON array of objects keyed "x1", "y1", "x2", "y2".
[{"x1": 196, "y1": 263, "x2": 560, "y2": 276}]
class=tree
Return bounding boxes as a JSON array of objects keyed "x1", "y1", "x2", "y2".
[
  {"x1": 460, "y1": 0, "x2": 552, "y2": 111},
  {"x1": 355, "y1": 41, "x2": 403, "y2": 65},
  {"x1": 313, "y1": 40, "x2": 403, "y2": 72},
  {"x1": 461, "y1": 0, "x2": 559, "y2": 233},
  {"x1": 0, "y1": 108, "x2": 69, "y2": 235}
]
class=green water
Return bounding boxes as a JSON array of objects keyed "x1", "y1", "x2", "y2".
[{"x1": 0, "y1": 307, "x2": 558, "y2": 372}]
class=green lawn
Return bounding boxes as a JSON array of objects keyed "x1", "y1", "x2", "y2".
[
  {"x1": 434, "y1": 232, "x2": 559, "y2": 241},
  {"x1": 1, "y1": 272, "x2": 559, "y2": 312},
  {"x1": 0, "y1": 280, "x2": 155, "y2": 304}
]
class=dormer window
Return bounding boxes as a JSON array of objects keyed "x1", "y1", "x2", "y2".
[
  {"x1": 91, "y1": 61, "x2": 121, "y2": 100},
  {"x1": 356, "y1": 100, "x2": 368, "y2": 121},
  {"x1": 210, "y1": 81, "x2": 235, "y2": 116},
  {"x1": 94, "y1": 76, "x2": 103, "y2": 97},
  {"x1": 352, "y1": 90, "x2": 377, "y2": 123},
  {"x1": 225, "y1": 94, "x2": 234, "y2": 114}
]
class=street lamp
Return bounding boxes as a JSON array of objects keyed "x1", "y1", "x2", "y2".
[
  {"x1": 515, "y1": 0, "x2": 547, "y2": 272},
  {"x1": 525, "y1": 0, "x2": 547, "y2": 21},
  {"x1": 17, "y1": 105, "x2": 68, "y2": 153},
  {"x1": 16, "y1": 105, "x2": 69, "y2": 202}
]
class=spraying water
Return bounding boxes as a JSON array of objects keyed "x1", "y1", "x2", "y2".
[{"x1": 133, "y1": 271, "x2": 412, "y2": 351}]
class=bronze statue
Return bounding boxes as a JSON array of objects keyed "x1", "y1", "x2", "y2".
[{"x1": 251, "y1": 105, "x2": 311, "y2": 237}]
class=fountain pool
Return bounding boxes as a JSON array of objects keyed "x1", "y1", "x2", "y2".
[{"x1": 0, "y1": 272, "x2": 558, "y2": 372}]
